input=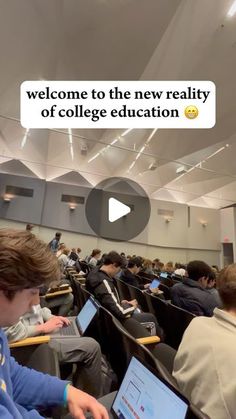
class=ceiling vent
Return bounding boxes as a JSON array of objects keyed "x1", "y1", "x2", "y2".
[{"x1": 80, "y1": 144, "x2": 88, "y2": 155}]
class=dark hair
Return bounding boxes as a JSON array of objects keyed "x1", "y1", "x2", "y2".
[
  {"x1": 208, "y1": 270, "x2": 216, "y2": 282},
  {"x1": 103, "y1": 251, "x2": 125, "y2": 267},
  {"x1": 217, "y1": 264, "x2": 236, "y2": 309},
  {"x1": 187, "y1": 260, "x2": 212, "y2": 281},
  {"x1": 55, "y1": 232, "x2": 61, "y2": 239},
  {"x1": 128, "y1": 257, "x2": 143, "y2": 269},
  {"x1": 26, "y1": 224, "x2": 33, "y2": 231},
  {"x1": 91, "y1": 249, "x2": 101, "y2": 257},
  {"x1": 0, "y1": 229, "x2": 60, "y2": 300}
]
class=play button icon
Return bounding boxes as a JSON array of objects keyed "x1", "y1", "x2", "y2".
[
  {"x1": 108, "y1": 198, "x2": 131, "y2": 222},
  {"x1": 85, "y1": 177, "x2": 151, "y2": 241}
]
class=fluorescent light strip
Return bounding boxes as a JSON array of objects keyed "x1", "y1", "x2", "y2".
[
  {"x1": 128, "y1": 161, "x2": 136, "y2": 172},
  {"x1": 88, "y1": 138, "x2": 119, "y2": 162},
  {"x1": 146, "y1": 128, "x2": 158, "y2": 143},
  {"x1": 228, "y1": 0, "x2": 236, "y2": 16},
  {"x1": 121, "y1": 128, "x2": 133, "y2": 137},
  {"x1": 127, "y1": 129, "x2": 157, "y2": 172},
  {"x1": 21, "y1": 128, "x2": 30, "y2": 148},
  {"x1": 68, "y1": 128, "x2": 73, "y2": 144},
  {"x1": 173, "y1": 146, "x2": 227, "y2": 182},
  {"x1": 70, "y1": 144, "x2": 74, "y2": 160},
  {"x1": 88, "y1": 152, "x2": 100, "y2": 163}
]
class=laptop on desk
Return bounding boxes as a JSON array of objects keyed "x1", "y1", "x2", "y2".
[
  {"x1": 111, "y1": 356, "x2": 189, "y2": 419},
  {"x1": 50, "y1": 297, "x2": 98, "y2": 339}
]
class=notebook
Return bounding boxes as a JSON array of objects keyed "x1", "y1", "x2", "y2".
[
  {"x1": 111, "y1": 356, "x2": 188, "y2": 419},
  {"x1": 51, "y1": 296, "x2": 98, "y2": 338}
]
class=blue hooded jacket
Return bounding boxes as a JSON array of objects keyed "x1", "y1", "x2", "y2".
[{"x1": 0, "y1": 329, "x2": 67, "y2": 418}]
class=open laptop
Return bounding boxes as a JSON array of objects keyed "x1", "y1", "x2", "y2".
[
  {"x1": 159, "y1": 272, "x2": 168, "y2": 280},
  {"x1": 111, "y1": 356, "x2": 189, "y2": 419},
  {"x1": 51, "y1": 296, "x2": 98, "y2": 339}
]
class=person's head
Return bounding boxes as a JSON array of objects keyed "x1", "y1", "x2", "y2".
[
  {"x1": 77, "y1": 247, "x2": 81, "y2": 254},
  {"x1": 120, "y1": 252, "x2": 125, "y2": 257},
  {"x1": 212, "y1": 265, "x2": 219, "y2": 273},
  {"x1": 55, "y1": 232, "x2": 62, "y2": 241},
  {"x1": 175, "y1": 262, "x2": 181, "y2": 269},
  {"x1": 26, "y1": 223, "x2": 34, "y2": 231},
  {"x1": 165, "y1": 261, "x2": 174, "y2": 273},
  {"x1": 91, "y1": 249, "x2": 101, "y2": 259},
  {"x1": 62, "y1": 247, "x2": 70, "y2": 256},
  {"x1": 207, "y1": 270, "x2": 216, "y2": 289},
  {"x1": 217, "y1": 264, "x2": 236, "y2": 312},
  {"x1": 101, "y1": 251, "x2": 125, "y2": 277},
  {"x1": 187, "y1": 260, "x2": 212, "y2": 288},
  {"x1": 58, "y1": 243, "x2": 66, "y2": 251},
  {"x1": 143, "y1": 258, "x2": 153, "y2": 269},
  {"x1": 153, "y1": 258, "x2": 160, "y2": 267},
  {"x1": 0, "y1": 229, "x2": 60, "y2": 326},
  {"x1": 127, "y1": 257, "x2": 143, "y2": 274}
]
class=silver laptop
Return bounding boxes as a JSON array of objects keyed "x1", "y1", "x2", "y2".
[
  {"x1": 111, "y1": 356, "x2": 189, "y2": 419},
  {"x1": 51, "y1": 297, "x2": 98, "y2": 339}
]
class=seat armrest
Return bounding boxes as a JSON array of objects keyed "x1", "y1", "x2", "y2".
[
  {"x1": 44, "y1": 287, "x2": 72, "y2": 298},
  {"x1": 9, "y1": 335, "x2": 51, "y2": 348},
  {"x1": 136, "y1": 335, "x2": 160, "y2": 345}
]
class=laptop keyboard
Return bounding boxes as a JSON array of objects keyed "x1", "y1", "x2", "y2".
[{"x1": 59, "y1": 323, "x2": 77, "y2": 336}]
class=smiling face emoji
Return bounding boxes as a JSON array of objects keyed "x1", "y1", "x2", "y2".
[{"x1": 184, "y1": 105, "x2": 199, "y2": 119}]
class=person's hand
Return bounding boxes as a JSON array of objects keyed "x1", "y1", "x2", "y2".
[
  {"x1": 67, "y1": 385, "x2": 109, "y2": 419},
  {"x1": 37, "y1": 316, "x2": 70, "y2": 334},
  {"x1": 144, "y1": 283, "x2": 150, "y2": 289},
  {"x1": 121, "y1": 299, "x2": 129, "y2": 304},
  {"x1": 129, "y1": 299, "x2": 138, "y2": 308},
  {"x1": 56, "y1": 316, "x2": 71, "y2": 326}
]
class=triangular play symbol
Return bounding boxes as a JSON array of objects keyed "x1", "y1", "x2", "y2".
[{"x1": 108, "y1": 197, "x2": 131, "y2": 222}]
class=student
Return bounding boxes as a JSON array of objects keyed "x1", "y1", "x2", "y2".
[
  {"x1": 5, "y1": 303, "x2": 102, "y2": 397},
  {"x1": 25, "y1": 223, "x2": 34, "y2": 231},
  {"x1": 86, "y1": 251, "x2": 163, "y2": 339},
  {"x1": 49, "y1": 231, "x2": 62, "y2": 253},
  {"x1": 120, "y1": 257, "x2": 149, "y2": 289},
  {"x1": 173, "y1": 264, "x2": 236, "y2": 419},
  {"x1": 88, "y1": 249, "x2": 102, "y2": 269},
  {"x1": 171, "y1": 260, "x2": 219, "y2": 316},
  {"x1": 0, "y1": 229, "x2": 108, "y2": 419}
]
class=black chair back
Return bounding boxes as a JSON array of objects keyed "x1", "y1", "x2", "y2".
[
  {"x1": 167, "y1": 304, "x2": 196, "y2": 350},
  {"x1": 159, "y1": 283, "x2": 172, "y2": 300},
  {"x1": 111, "y1": 316, "x2": 177, "y2": 388},
  {"x1": 70, "y1": 276, "x2": 87, "y2": 311},
  {"x1": 126, "y1": 283, "x2": 149, "y2": 312},
  {"x1": 79, "y1": 260, "x2": 91, "y2": 275},
  {"x1": 152, "y1": 343, "x2": 176, "y2": 374},
  {"x1": 115, "y1": 278, "x2": 131, "y2": 300}
]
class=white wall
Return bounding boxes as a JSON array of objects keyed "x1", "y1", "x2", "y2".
[{"x1": 0, "y1": 202, "x2": 221, "y2": 265}]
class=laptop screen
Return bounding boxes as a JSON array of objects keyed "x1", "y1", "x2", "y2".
[
  {"x1": 149, "y1": 279, "x2": 160, "y2": 289},
  {"x1": 76, "y1": 297, "x2": 98, "y2": 334},
  {"x1": 160, "y1": 272, "x2": 168, "y2": 279},
  {"x1": 112, "y1": 357, "x2": 188, "y2": 419}
]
